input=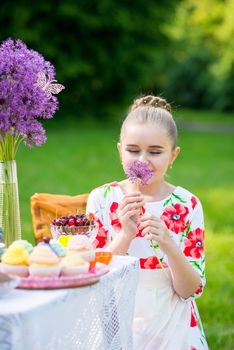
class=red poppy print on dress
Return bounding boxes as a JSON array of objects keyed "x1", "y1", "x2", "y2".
[
  {"x1": 98, "y1": 182, "x2": 119, "y2": 189},
  {"x1": 190, "y1": 302, "x2": 198, "y2": 327},
  {"x1": 184, "y1": 228, "x2": 204, "y2": 259},
  {"x1": 93, "y1": 218, "x2": 108, "y2": 249},
  {"x1": 191, "y1": 196, "x2": 198, "y2": 209},
  {"x1": 155, "y1": 262, "x2": 168, "y2": 269},
  {"x1": 109, "y1": 182, "x2": 119, "y2": 187},
  {"x1": 140, "y1": 256, "x2": 160, "y2": 269},
  {"x1": 194, "y1": 285, "x2": 203, "y2": 295},
  {"x1": 160, "y1": 203, "x2": 189, "y2": 234},
  {"x1": 190, "y1": 311, "x2": 198, "y2": 327},
  {"x1": 136, "y1": 206, "x2": 145, "y2": 237},
  {"x1": 140, "y1": 256, "x2": 168, "y2": 269},
  {"x1": 109, "y1": 202, "x2": 122, "y2": 232}
]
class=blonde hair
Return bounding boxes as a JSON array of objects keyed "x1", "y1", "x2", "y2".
[{"x1": 120, "y1": 95, "x2": 177, "y2": 149}]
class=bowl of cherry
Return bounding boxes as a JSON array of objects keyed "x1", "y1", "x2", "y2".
[{"x1": 50, "y1": 213, "x2": 98, "y2": 241}]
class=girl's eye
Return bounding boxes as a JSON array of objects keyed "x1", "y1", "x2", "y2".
[
  {"x1": 126, "y1": 149, "x2": 139, "y2": 153},
  {"x1": 150, "y1": 151, "x2": 161, "y2": 155}
]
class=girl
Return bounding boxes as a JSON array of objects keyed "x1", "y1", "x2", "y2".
[{"x1": 86, "y1": 95, "x2": 208, "y2": 350}]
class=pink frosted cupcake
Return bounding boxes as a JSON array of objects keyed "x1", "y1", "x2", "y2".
[
  {"x1": 0, "y1": 245, "x2": 29, "y2": 277},
  {"x1": 28, "y1": 245, "x2": 61, "y2": 277},
  {"x1": 67, "y1": 236, "x2": 95, "y2": 262},
  {"x1": 60, "y1": 251, "x2": 89, "y2": 276}
]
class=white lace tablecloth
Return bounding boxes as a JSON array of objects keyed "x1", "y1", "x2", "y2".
[{"x1": 0, "y1": 256, "x2": 139, "y2": 350}]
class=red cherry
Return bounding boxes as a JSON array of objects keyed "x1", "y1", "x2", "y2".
[
  {"x1": 74, "y1": 219, "x2": 82, "y2": 226},
  {"x1": 68, "y1": 218, "x2": 75, "y2": 226}
]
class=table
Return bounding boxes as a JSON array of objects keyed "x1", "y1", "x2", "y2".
[{"x1": 0, "y1": 256, "x2": 139, "y2": 350}]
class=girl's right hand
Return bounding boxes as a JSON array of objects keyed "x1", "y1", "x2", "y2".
[{"x1": 117, "y1": 192, "x2": 144, "y2": 240}]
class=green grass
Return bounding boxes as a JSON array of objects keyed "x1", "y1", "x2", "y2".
[
  {"x1": 174, "y1": 108, "x2": 234, "y2": 124},
  {"x1": 16, "y1": 110, "x2": 234, "y2": 349},
  {"x1": 199, "y1": 233, "x2": 234, "y2": 348}
]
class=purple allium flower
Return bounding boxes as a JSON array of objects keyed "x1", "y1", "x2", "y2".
[
  {"x1": 125, "y1": 160, "x2": 154, "y2": 185},
  {"x1": 0, "y1": 38, "x2": 64, "y2": 160}
]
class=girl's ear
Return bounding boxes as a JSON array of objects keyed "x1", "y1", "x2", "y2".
[
  {"x1": 171, "y1": 146, "x2": 180, "y2": 164},
  {"x1": 117, "y1": 142, "x2": 122, "y2": 161}
]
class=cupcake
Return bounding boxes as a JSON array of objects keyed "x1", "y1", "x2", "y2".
[
  {"x1": 67, "y1": 236, "x2": 95, "y2": 262},
  {"x1": 49, "y1": 239, "x2": 66, "y2": 259},
  {"x1": 60, "y1": 251, "x2": 89, "y2": 276},
  {"x1": 11, "y1": 239, "x2": 33, "y2": 254},
  {"x1": 28, "y1": 245, "x2": 61, "y2": 277},
  {"x1": 0, "y1": 244, "x2": 29, "y2": 277}
]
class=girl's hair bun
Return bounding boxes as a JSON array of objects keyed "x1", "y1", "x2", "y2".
[{"x1": 131, "y1": 95, "x2": 171, "y2": 113}]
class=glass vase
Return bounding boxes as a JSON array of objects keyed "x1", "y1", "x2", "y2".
[{"x1": 0, "y1": 160, "x2": 21, "y2": 247}]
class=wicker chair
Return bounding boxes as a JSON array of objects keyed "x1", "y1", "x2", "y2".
[{"x1": 30, "y1": 192, "x2": 89, "y2": 243}]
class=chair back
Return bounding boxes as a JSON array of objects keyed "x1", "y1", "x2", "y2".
[{"x1": 31, "y1": 192, "x2": 89, "y2": 243}]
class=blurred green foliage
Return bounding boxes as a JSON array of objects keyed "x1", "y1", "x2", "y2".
[
  {"x1": 0, "y1": 0, "x2": 179, "y2": 117},
  {"x1": 164, "y1": 0, "x2": 234, "y2": 112},
  {"x1": 1, "y1": 0, "x2": 234, "y2": 116}
]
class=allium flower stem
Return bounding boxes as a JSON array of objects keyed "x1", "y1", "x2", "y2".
[
  {"x1": 150, "y1": 241, "x2": 168, "y2": 276},
  {"x1": 135, "y1": 179, "x2": 140, "y2": 192},
  {"x1": 0, "y1": 160, "x2": 21, "y2": 246},
  {"x1": 0, "y1": 132, "x2": 23, "y2": 161}
]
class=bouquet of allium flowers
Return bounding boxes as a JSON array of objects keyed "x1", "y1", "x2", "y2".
[
  {"x1": 0, "y1": 38, "x2": 64, "y2": 246},
  {"x1": 0, "y1": 38, "x2": 64, "y2": 160}
]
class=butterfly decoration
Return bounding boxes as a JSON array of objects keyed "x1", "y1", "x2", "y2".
[{"x1": 36, "y1": 72, "x2": 65, "y2": 98}]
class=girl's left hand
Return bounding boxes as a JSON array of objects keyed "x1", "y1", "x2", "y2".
[{"x1": 138, "y1": 214, "x2": 176, "y2": 254}]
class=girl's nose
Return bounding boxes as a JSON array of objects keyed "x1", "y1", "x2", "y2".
[{"x1": 139, "y1": 153, "x2": 149, "y2": 163}]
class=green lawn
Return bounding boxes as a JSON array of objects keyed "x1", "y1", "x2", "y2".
[
  {"x1": 174, "y1": 108, "x2": 234, "y2": 124},
  {"x1": 16, "y1": 110, "x2": 234, "y2": 349}
]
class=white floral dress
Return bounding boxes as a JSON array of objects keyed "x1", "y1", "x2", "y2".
[{"x1": 86, "y1": 182, "x2": 209, "y2": 350}]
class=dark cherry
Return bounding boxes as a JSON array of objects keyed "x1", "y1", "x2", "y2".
[
  {"x1": 51, "y1": 213, "x2": 94, "y2": 228},
  {"x1": 43, "y1": 236, "x2": 50, "y2": 243}
]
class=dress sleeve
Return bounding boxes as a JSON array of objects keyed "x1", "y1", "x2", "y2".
[
  {"x1": 182, "y1": 200, "x2": 206, "y2": 300},
  {"x1": 86, "y1": 189, "x2": 109, "y2": 249}
]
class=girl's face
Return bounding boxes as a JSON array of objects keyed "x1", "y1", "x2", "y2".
[{"x1": 118, "y1": 122, "x2": 180, "y2": 185}]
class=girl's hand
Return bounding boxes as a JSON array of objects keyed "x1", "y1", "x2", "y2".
[
  {"x1": 117, "y1": 192, "x2": 144, "y2": 240},
  {"x1": 138, "y1": 214, "x2": 176, "y2": 254}
]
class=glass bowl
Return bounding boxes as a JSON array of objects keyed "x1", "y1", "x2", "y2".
[{"x1": 50, "y1": 223, "x2": 98, "y2": 242}]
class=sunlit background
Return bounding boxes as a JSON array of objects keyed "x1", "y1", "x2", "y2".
[{"x1": 1, "y1": 0, "x2": 234, "y2": 348}]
